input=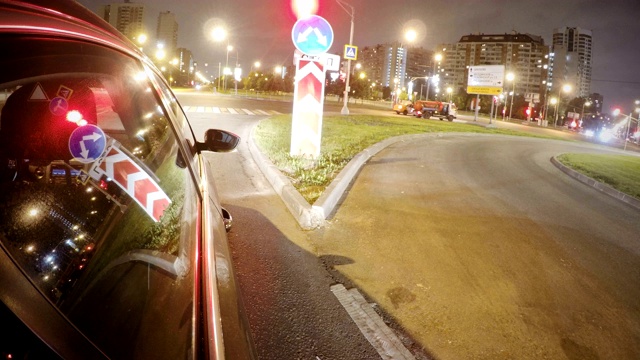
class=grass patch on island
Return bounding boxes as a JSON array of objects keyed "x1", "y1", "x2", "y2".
[
  {"x1": 255, "y1": 114, "x2": 564, "y2": 204},
  {"x1": 557, "y1": 153, "x2": 640, "y2": 200}
]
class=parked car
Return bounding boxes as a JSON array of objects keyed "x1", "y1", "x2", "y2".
[
  {"x1": 393, "y1": 100, "x2": 414, "y2": 115},
  {"x1": 0, "y1": 1, "x2": 255, "y2": 359}
]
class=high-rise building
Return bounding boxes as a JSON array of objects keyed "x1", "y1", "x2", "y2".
[
  {"x1": 550, "y1": 27, "x2": 593, "y2": 98},
  {"x1": 99, "y1": 1, "x2": 145, "y2": 41},
  {"x1": 360, "y1": 42, "x2": 406, "y2": 90},
  {"x1": 437, "y1": 32, "x2": 550, "y2": 100},
  {"x1": 175, "y1": 48, "x2": 193, "y2": 86},
  {"x1": 359, "y1": 44, "x2": 387, "y2": 87},
  {"x1": 405, "y1": 46, "x2": 434, "y2": 80},
  {"x1": 157, "y1": 11, "x2": 178, "y2": 54}
]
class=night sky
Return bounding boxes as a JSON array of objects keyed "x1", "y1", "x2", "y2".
[{"x1": 77, "y1": 0, "x2": 640, "y2": 113}]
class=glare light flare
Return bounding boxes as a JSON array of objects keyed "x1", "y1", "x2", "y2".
[{"x1": 292, "y1": 0, "x2": 318, "y2": 19}]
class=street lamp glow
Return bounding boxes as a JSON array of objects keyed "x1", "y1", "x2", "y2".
[
  {"x1": 254, "y1": 61, "x2": 261, "y2": 68},
  {"x1": 562, "y1": 84, "x2": 572, "y2": 93},
  {"x1": 136, "y1": 33, "x2": 147, "y2": 45},
  {"x1": 506, "y1": 72, "x2": 515, "y2": 82},
  {"x1": 434, "y1": 53, "x2": 442, "y2": 62},
  {"x1": 292, "y1": 0, "x2": 318, "y2": 19},
  {"x1": 405, "y1": 29, "x2": 417, "y2": 43},
  {"x1": 211, "y1": 26, "x2": 227, "y2": 42},
  {"x1": 155, "y1": 48, "x2": 166, "y2": 61}
]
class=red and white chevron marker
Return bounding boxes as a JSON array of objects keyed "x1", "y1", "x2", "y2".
[
  {"x1": 89, "y1": 144, "x2": 171, "y2": 222},
  {"x1": 290, "y1": 58, "x2": 325, "y2": 158}
]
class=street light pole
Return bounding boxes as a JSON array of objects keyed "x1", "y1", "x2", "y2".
[
  {"x1": 426, "y1": 53, "x2": 441, "y2": 101},
  {"x1": 224, "y1": 44, "x2": 232, "y2": 91},
  {"x1": 554, "y1": 84, "x2": 572, "y2": 127},
  {"x1": 336, "y1": 0, "x2": 354, "y2": 115},
  {"x1": 506, "y1": 72, "x2": 515, "y2": 121}
]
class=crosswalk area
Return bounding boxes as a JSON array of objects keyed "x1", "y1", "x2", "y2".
[{"x1": 182, "y1": 106, "x2": 283, "y2": 116}]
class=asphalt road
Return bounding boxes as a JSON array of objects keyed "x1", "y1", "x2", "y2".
[
  {"x1": 312, "y1": 134, "x2": 640, "y2": 359},
  {"x1": 179, "y1": 90, "x2": 640, "y2": 360},
  {"x1": 181, "y1": 95, "x2": 383, "y2": 360}
]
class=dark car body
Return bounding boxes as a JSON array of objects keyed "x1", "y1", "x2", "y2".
[{"x1": 0, "y1": 1, "x2": 255, "y2": 359}]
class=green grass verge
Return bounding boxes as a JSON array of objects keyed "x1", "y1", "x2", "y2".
[
  {"x1": 556, "y1": 153, "x2": 640, "y2": 200},
  {"x1": 255, "y1": 114, "x2": 563, "y2": 204}
]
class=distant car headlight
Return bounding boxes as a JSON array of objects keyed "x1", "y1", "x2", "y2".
[{"x1": 599, "y1": 130, "x2": 613, "y2": 142}]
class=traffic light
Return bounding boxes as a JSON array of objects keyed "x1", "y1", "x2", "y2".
[
  {"x1": 66, "y1": 110, "x2": 88, "y2": 126},
  {"x1": 291, "y1": 0, "x2": 318, "y2": 19}
]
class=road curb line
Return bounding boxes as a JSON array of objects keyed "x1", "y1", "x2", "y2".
[
  {"x1": 551, "y1": 156, "x2": 640, "y2": 210},
  {"x1": 330, "y1": 284, "x2": 416, "y2": 360}
]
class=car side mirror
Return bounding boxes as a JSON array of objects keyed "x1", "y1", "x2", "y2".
[{"x1": 196, "y1": 129, "x2": 240, "y2": 153}]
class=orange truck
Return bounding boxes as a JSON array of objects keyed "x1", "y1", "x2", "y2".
[{"x1": 413, "y1": 100, "x2": 457, "y2": 121}]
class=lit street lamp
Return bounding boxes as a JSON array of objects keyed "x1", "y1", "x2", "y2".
[
  {"x1": 554, "y1": 84, "x2": 572, "y2": 127},
  {"x1": 581, "y1": 100, "x2": 591, "y2": 122},
  {"x1": 424, "y1": 53, "x2": 442, "y2": 101},
  {"x1": 550, "y1": 97, "x2": 558, "y2": 123},
  {"x1": 211, "y1": 25, "x2": 230, "y2": 92},
  {"x1": 506, "y1": 72, "x2": 515, "y2": 121}
]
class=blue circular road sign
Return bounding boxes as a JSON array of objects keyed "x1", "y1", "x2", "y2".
[
  {"x1": 68, "y1": 124, "x2": 107, "y2": 163},
  {"x1": 291, "y1": 15, "x2": 334, "y2": 56}
]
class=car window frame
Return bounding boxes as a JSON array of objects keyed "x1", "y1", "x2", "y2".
[{"x1": 0, "y1": 33, "x2": 205, "y2": 359}]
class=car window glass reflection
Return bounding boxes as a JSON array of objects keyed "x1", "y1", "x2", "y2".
[{"x1": 0, "y1": 39, "x2": 198, "y2": 359}]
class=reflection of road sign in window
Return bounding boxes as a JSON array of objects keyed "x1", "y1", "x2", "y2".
[
  {"x1": 68, "y1": 124, "x2": 106, "y2": 163},
  {"x1": 344, "y1": 45, "x2": 358, "y2": 60},
  {"x1": 291, "y1": 15, "x2": 333, "y2": 55},
  {"x1": 49, "y1": 97, "x2": 68, "y2": 116}
]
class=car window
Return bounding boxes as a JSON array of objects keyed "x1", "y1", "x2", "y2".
[
  {"x1": 0, "y1": 37, "x2": 199, "y2": 359},
  {"x1": 0, "y1": 301, "x2": 62, "y2": 359}
]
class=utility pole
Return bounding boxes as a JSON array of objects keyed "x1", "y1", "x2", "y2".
[{"x1": 336, "y1": 0, "x2": 354, "y2": 115}]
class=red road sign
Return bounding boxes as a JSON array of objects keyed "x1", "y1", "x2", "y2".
[
  {"x1": 90, "y1": 144, "x2": 171, "y2": 222},
  {"x1": 291, "y1": 59, "x2": 325, "y2": 158}
]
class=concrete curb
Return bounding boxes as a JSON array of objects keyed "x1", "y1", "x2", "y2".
[
  {"x1": 550, "y1": 156, "x2": 640, "y2": 210},
  {"x1": 248, "y1": 126, "x2": 323, "y2": 229},
  {"x1": 249, "y1": 123, "x2": 640, "y2": 229},
  {"x1": 330, "y1": 284, "x2": 416, "y2": 360},
  {"x1": 248, "y1": 126, "x2": 437, "y2": 229}
]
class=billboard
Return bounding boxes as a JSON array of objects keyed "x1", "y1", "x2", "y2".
[{"x1": 467, "y1": 65, "x2": 505, "y2": 95}]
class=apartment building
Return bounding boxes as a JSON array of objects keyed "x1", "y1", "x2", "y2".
[
  {"x1": 550, "y1": 27, "x2": 593, "y2": 98},
  {"x1": 437, "y1": 32, "x2": 550, "y2": 100},
  {"x1": 98, "y1": 1, "x2": 145, "y2": 41},
  {"x1": 157, "y1": 11, "x2": 179, "y2": 54}
]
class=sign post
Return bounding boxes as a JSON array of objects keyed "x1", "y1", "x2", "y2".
[
  {"x1": 467, "y1": 65, "x2": 505, "y2": 123},
  {"x1": 290, "y1": 15, "x2": 333, "y2": 158}
]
